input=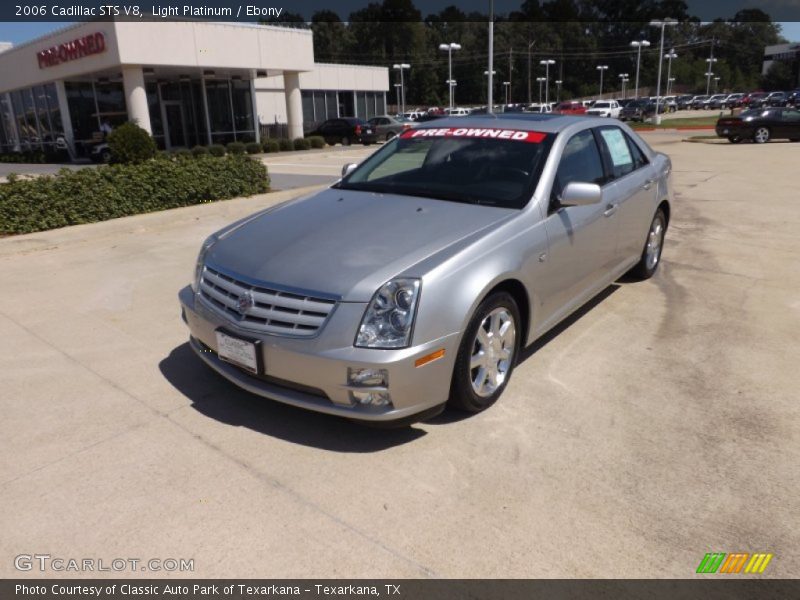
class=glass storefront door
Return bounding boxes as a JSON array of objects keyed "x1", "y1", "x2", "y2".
[{"x1": 162, "y1": 101, "x2": 187, "y2": 149}]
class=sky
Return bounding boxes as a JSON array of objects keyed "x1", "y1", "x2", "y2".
[{"x1": 1, "y1": 20, "x2": 799, "y2": 47}]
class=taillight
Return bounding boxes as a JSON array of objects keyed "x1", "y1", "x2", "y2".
[
  {"x1": 355, "y1": 125, "x2": 362, "y2": 135},
  {"x1": 403, "y1": 123, "x2": 411, "y2": 129}
]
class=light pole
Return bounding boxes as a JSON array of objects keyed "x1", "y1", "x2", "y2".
[
  {"x1": 487, "y1": 0, "x2": 494, "y2": 113},
  {"x1": 664, "y1": 49, "x2": 677, "y2": 96},
  {"x1": 714, "y1": 76, "x2": 720, "y2": 93},
  {"x1": 555, "y1": 80, "x2": 562, "y2": 103},
  {"x1": 705, "y1": 57, "x2": 718, "y2": 95},
  {"x1": 438, "y1": 42, "x2": 461, "y2": 111},
  {"x1": 630, "y1": 40, "x2": 651, "y2": 98},
  {"x1": 539, "y1": 59, "x2": 555, "y2": 106},
  {"x1": 650, "y1": 18, "x2": 678, "y2": 124},
  {"x1": 502, "y1": 81, "x2": 511, "y2": 105},
  {"x1": 527, "y1": 40, "x2": 536, "y2": 105},
  {"x1": 596, "y1": 65, "x2": 608, "y2": 99},
  {"x1": 393, "y1": 83, "x2": 401, "y2": 114},
  {"x1": 483, "y1": 70, "x2": 496, "y2": 104},
  {"x1": 618, "y1": 73, "x2": 629, "y2": 99},
  {"x1": 667, "y1": 77, "x2": 675, "y2": 96},
  {"x1": 392, "y1": 63, "x2": 410, "y2": 116},
  {"x1": 536, "y1": 77, "x2": 546, "y2": 104}
]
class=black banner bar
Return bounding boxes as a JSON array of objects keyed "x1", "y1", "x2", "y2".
[{"x1": 3, "y1": 579, "x2": 800, "y2": 600}]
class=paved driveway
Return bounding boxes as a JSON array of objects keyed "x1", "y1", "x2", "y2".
[{"x1": 0, "y1": 134, "x2": 797, "y2": 578}]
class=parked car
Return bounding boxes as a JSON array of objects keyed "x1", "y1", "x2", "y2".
[
  {"x1": 402, "y1": 110, "x2": 425, "y2": 121},
  {"x1": 766, "y1": 91, "x2": 788, "y2": 107},
  {"x1": 721, "y1": 93, "x2": 744, "y2": 109},
  {"x1": 308, "y1": 118, "x2": 377, "y2": 146},
  {"x1": 716, "y1": 107, "x2": 800, "y2": 143},
  {"x1": 742, "y1": 92, "x2": 768, "y2": 109},
  {"x1": 619, "y1": 99, "x2": 655, "y2": 122},
  {"x1": 661, "y1": 96, "x2": 678, "y2": 113},
  {"x1": 690, "y1": 95, "x2": 709, "y2": 109},
  {"x1": 444, "y1": 107, "x2": 471, "y2": 117},
  {"x1": 554, "y1": 101, "x2": 587, "y2": 115},
  {"x1": 586, "y1": 100, "x2": 621, "y2": 118},
  {"x1": 704, "y1": 94, "x2": 728, "y2": 110},
  {"x1": 179, "y1": 116, "x2": 672, "y2": 424},
  {"x1": 367, "y1": 115, "x2": 413, "y2": 142},
  {"x1": 525, "y1": 103, "x2": 552, "y2": 114},
  {"x1": 675, "y1": 95, "x2": 695, "y2": 110},
  {"x1": 788, "y1": 90, "x2": 800, "y2": 106}
]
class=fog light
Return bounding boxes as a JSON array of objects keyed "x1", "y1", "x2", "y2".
[
  {"x1": 348, "y1": 367, "x2": 388, "y2": 387},
  {"x1": 351, "y1": 391, "x2": 392, "y2": 407}
]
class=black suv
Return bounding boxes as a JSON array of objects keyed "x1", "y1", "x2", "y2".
[{"x1": 309, "y1": 118, "x2": 378, "y2": 146}]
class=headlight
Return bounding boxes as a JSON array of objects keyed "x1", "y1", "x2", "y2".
[
  {"x1": 192, "y1": 234, "x2": 218, "y2": 292},
  {"x1": 355, "y1": 278, "x2": 421, "y2": 349}
]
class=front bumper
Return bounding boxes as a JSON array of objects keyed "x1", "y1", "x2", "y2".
[{"x1": 178, "y1": 286, "x2": 459, "y2": 422}]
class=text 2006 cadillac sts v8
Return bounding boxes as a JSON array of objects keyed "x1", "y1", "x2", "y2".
[{"x1": 179, "y1": 115, "x2": 672, "y2": 424}]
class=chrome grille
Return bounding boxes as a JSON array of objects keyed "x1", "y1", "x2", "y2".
[{"x1": 198, "y1": 265, "x2": 337, "y2": 337}]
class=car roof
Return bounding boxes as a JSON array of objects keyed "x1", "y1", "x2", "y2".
[{"x1": 408, "y1": 113, "x2": 621, "y2": 134}]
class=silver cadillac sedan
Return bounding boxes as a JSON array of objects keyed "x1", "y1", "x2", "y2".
[{"x1": 178, "y1": 115, "x2": 672, "y2": 424}]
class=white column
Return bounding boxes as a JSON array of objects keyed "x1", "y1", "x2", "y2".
[
  {"x1": 122, "y1": 65, "x2": 151, "y2": 134},
  {"x1": 53, "y1": 81, "x2": 74, "y2": 152},
  {"x1": 283, "y1": 71, "x2": 303, "y2": 140}
]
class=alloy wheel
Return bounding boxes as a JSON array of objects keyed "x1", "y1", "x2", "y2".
[{"x1": 469, "y1": 308, "x2": 516, "y2": 398}]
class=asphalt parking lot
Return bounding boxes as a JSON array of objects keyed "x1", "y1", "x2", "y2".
[{"x1": 0, "y1": 132, "x2": 797, "y2": 578}]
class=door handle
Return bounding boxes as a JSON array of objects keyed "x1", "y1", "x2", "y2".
[
  {"x1": 604, "y1": 203, "x2": 618, "y2": 217},
  {"x1": 643, "y1": 178, "x2": 656, "y2": 190}
]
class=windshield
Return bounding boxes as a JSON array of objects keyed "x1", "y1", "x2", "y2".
[
  {"x1": 594, "y1": 102, "x2": 610, "y2": 108},
  {"x1": 334, "y1": 127, "x2": 554, "y2": 209}
]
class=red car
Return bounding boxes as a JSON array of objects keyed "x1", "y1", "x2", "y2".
[{"x1": 554, "y1": 101, "x2": 587, "y2": 115}]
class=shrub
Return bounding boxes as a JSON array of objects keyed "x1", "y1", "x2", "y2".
[
  {"x1": 226, "y1": 141, "x2": 246, "y2": 155},
  {"x1": 278, "y1": 138, "x2": 293, "y2": 152},
  {"x1": 107, "y1": 121, "x2": 157, "y2": 164},
  {"x1": 0, "y1": 155, "x2": 270, "y2": 235},
  {"x1": 208, "y1": 144, "x2": 226, "y2": 157},
  {"x1": 245, "y1": 142, "x2": 262, "y2": 155},
  {"x1": 307, "y1": 136, "x2": 325, "y2": 149},
  {"x1": 293, "y1": 138, "x2": 311, "y2": 151},
  {"x1": 263, "y1": 140, "x2": 280, "y2": 153},
  {"x1": 174, "y1": 148, "x2": 192, "y2": 159},
  {"x1": 191, "y1": 145, "x2": 209, "y2": 157}
]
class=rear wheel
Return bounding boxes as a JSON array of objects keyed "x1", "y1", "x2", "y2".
[
  {"x1": 448, "y1": 293, "x2": 520, "y2": 413},
  {"x1": 629, "y1": 208, "x2": 667, "y2": 280},
  {"x1": 753, "y1": 127, "x2": 770, "y2": 144},
  {"x1": 341, "y1": 136, "x2": 351, "y2": 146}
]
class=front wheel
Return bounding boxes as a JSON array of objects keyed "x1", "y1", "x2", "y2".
[
  {"x1": 728, "y1": 136, "x2": 742, "y2": 144},
  {"x1": 753, "y1": 127, "x2": 770, "y2": 144},
  {"x1": 448, "y1": 292, "x2": 520, "y2": 413},
  {"x1": 629, "y1": 208, "x2": 667, "y2": 280}
]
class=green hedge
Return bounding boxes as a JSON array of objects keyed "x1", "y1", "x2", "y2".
[
  {"x1": 307, "y1": 136, "x2": 325, "y2": 149},
  {"x1": 208, "y1": 144, "x2": 226, "y2": 157},
  {"x1": 0, "y1": 155, "x2": 269, "y2": 235},
  {"x1": 278, "y1": 138, "x2": 293, "y2": 152},
  {"x1": 293, "y1": 138, "x2": 311, "y2": 151},
  {"x1": 107, "y1": 122, "x2": 157, "y2": 164},
  {"x1": 226, "y1": 141, "x2": 246, "y2": 155},
  {"x1": 245, "y1": 142, "x2": 262, "y2": 155},
  {"x1": 263, "y1": 140, "x2": 280, "y2": 153}
]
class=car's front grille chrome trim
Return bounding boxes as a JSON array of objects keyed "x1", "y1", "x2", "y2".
[{"x1": 198, "y1": 265, "x2": 337, "y2": 337}]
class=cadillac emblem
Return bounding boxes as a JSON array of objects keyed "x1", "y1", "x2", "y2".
[{"x1": 237, "y1": 292, "x2": 255, "y2": 314}]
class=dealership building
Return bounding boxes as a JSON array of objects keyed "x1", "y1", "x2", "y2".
[{"x1": 0, "y1": 20, "x2": 389, "y2": 156}]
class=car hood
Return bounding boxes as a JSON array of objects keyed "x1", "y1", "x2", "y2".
[{"x1": 205, "y1": 188, "x2": 516, "y2": 301}]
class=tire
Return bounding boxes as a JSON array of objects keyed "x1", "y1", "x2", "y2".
[
  {"x1": 753, "y1": 127, "x2": 770, "y2": 144},
  {"x1": 324, "y1": 137, "x2": 336, "y2": 146},
  {"x1": 448, "y1": 292, "x2": 520, "y2": 413},
  {"x1": 629, "y1": 208, "x2": 668, "y2": 280},
  {"x1": 790, "y1": 138, "x2": 800, "y2": 142},
  {"x1": 728, "y1": 136, "x2": 742, "y2": 144},
  {"x1": 385, "y1": 132, "x2": 396, "y2": 142},
  {"x1": 100, "y1": 150, "x2": 112, "y2": 164},
  {"x1": 341, "y1": 136, "x2": 351, "y2": 147}
]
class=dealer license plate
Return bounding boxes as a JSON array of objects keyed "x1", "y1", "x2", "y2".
[{"x1": 215, "y1": 330, "x2": 259, "y2": 374}]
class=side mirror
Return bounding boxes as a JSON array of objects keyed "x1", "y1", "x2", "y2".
[
  {"x1": 342, "y1": 163, "x2": 358, "y2": 178},
  {"x1": 559, "y1": 182, "x2": 602, "y2": 207}
]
